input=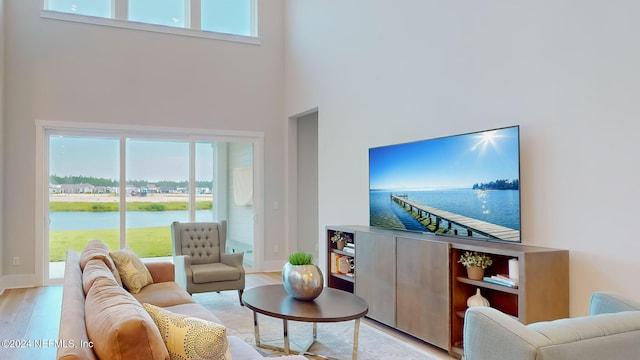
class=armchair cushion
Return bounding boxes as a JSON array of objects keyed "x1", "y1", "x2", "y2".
[
  {"x1": 192, "y1": 263, "x2": 242, "y2": 284},
  {"x1": 175, "y1": 223, "x2": 223, "y2": 265}
]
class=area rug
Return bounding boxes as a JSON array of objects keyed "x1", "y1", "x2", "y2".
[{"x1": 193, "y1": 291, "x2": 442, "y2": 360}]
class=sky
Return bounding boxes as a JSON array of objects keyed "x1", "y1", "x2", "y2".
[
  {"x1": 49, "y1": 136, "x2": 215, "y2": 182},
  {"x1": 369, "y1": 126, "x2": 520, "y2": 191},
  {"x1": 47, "y1": 0, "x2": 252, "y2": 36}
]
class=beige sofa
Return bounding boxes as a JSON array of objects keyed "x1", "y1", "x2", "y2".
[
  {"x1": 463, "y1": 292, "x2": 640, "y2": 360},
  {"x1": 57, "y1": 240, "x2": 305, "y2": 360}
]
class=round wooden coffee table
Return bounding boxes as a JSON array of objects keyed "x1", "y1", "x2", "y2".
[{"x1": 242, "y1": 284, "x2": 369, "y2": 359}]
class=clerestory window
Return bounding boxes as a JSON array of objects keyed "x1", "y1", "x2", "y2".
[{"x1": 42, "y1": 0, "x2": 258, "y2": 44}]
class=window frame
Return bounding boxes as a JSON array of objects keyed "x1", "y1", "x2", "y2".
[
  {"x1": 35, "y1": 120, "x2": 265, "y2": 284},
  {"x1": 41, "y1": 0, "x2": 260, "y2": 45}
]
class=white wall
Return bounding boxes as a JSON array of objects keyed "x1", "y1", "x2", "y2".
[
  {"x1": 2, "y1": 0, "x2": 287, "y2": 283},
  {"x1": 0, "y1": 0, "x2": 5, "y2": 287},
  {"x1": 285, "y1": 0, "x2": 640, "y2": 315}
]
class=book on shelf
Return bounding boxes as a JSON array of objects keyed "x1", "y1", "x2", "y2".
[
  {"x1": 493, "y1": 274, "x2": 518, "y2": 286},
  {"x1": 342, "y1": 246, "x2": 355, "y2": 254},
  {"x1": 331, "y1": 253, "x2": 340, "y2": 274},
  {"x1": 483, "y1": 276, "x2": 518, "y2": 288},
  {"x1": 338, "y1": 256, "x2": 351, "y2": 274},
  {"x1": 331, "y1": 253, "x2": 354, "y2": 274}
]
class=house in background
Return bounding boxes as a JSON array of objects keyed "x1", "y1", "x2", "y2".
[{"x1": 1, "y1": 1, "x2": 640, "y2": 318}]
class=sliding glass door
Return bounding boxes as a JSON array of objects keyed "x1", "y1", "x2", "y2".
[
  {"x1": 45, "y1": 128, "x2": 257, "y2": 281},
  {"x1": 125, "y1": 139, "x2": 190, "y2": 258},
  {"x1": 48, "y1": 136, "x2": 121, "y2": 279}
]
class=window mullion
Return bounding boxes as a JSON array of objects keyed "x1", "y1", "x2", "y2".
[
  {"x1": 189, "y1": 0, "x2": 200, "y2": 30},
  {"x1": 250, "y1": 0, "x2": 258, "y2": 37},
  {"x1": 114, "y1": 0, "x2": 127, "y2": 20},
  {"x1": 119, "y1": 136, "x2": 127, "y2": 249},
  {"x1": 189, "y1": 139, "x2": 197, "y2": 221}
]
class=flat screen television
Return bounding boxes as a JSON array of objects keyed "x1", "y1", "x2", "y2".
[{"x1": 369, "y1": 125, "x2": 521, "y2": 243}]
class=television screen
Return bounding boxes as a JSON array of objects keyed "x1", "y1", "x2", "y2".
[{"x1": 369, "y1": 125, "x2": 521, "y2": 242}]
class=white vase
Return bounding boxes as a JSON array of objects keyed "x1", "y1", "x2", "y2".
[{"x1": 467, "y1": 288, "x2": 490, "y2": 308}]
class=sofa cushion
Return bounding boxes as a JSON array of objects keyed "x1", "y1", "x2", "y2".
[
  {"x1": 143, "y1": 303, "x2": 231, "y2": 360},
  {"x1": 163, "y1": 303, "x2": 224, "y2": 324},
  {"x1": 110, "y1": 248, "x2": 154, "y2": 293},
  {"x1": 85, "y1": 276, "x2": 169, "y2": 360},
  {"x1": 133, "y1": 281, "x2": 195, "y2": 308},
  {"x1": 82, "y1": 258, "x2": 118, "y2": 295},
  {"x1": 192, "y1": 263, "x2": 241, "y2": 284},
  {"x1": 57, "y1": 250, "x2": 98, "y2": 360},
  {"x1": 80, "y1": 239, "x2": 123, "y2": 287}
]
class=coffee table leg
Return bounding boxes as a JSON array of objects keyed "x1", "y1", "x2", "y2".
[
  {"x1": 252, "y1": 311, "x2": 261, "y2": 347},
  {"x1": 313, "y1": 322, "x2": 318, "y2": 342},
  {"x1": 283, "y1": 319, "x2": 290, "y2": 354},
  {"x1": 352, "y1": 318, "x2": 361, "y2": 360}
]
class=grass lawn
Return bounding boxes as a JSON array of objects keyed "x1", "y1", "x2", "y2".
[
  {"x1": 48, "y1": 201, "x2": 212, "y2": 261},
  {"x1": 49, "y1": 226, "x2": 172, "y2": 261}
]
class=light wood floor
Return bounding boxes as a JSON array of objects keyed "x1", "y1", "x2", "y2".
[{"x1": 0, "y1": 273, "x2": 455, "y2": 360}]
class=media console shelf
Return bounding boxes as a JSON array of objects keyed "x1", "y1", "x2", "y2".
[
  {"x1": 326, "y1": 225, "x2": 569, "y2": 358},
  {"x1": 326, "y1": 226, "x2": 356, "y2": 294}
]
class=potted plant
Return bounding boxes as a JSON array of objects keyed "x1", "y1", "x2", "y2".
[
  {"x1": 331, "y1": 231, "x2": 351, "y2": 250},
  {"x1": 458, "y1": 251, "x2": 492, "y2": 280},
  {"x1": 287, "y1": 251, "x2": 314, "y2": 266},
  {"x1": 282, "y1": 251, "x2": 324, "y2": 301}
]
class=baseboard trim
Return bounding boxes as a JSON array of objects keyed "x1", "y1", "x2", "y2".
[
  {"x1": 261, "y1": 260, "x2": 286, "y2": 272},
  {"x1": 0, "y1": 273, "x2": 38, "y2": 291}
]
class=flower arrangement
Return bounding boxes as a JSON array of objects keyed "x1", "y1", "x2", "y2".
[
  {"x1": 288, "y1": 251, "x2": 314, "y2": 265},
  {"x1": 458, "y1": 251, "x2": 493, "y2": 269},
  {"x1": 330, "y1": 231, "x2": 351, "y2": 243}
]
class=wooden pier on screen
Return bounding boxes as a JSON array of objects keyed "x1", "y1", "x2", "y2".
[{"x1": 391, "y1": 194, "x2": 520, "y2": 241}]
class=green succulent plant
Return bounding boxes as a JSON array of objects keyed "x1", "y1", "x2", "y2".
[{"x1": 288, "y1": 251, "x2": 314, "y2": 265}]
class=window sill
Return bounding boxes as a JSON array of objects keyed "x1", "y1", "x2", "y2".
[{"x1": 41, "y1": 10, "x2": 261, "y2": 45}]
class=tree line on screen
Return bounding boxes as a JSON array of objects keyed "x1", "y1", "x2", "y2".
[
  {"x1": 50, "y1": 175, "x2": 212, "y2": 190},
  {"x1": 472, "y1": 179, "x2": 519, "y2": 190}
]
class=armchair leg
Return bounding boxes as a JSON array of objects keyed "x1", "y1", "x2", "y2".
[{"x1": 238, "y1": 289, "x2": 244, "y2": 306}]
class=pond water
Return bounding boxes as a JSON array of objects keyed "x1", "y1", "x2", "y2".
[{"x1": 49, "y1": 210, "x2": 213, "y2": 230}]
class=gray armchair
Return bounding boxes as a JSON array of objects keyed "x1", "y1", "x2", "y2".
[
  {"x1": 171, "y1": 221, "x2": 245, "y2": 305},
  {"x1": 463, "y1": 292, "x2": 640, "y2": 360}
]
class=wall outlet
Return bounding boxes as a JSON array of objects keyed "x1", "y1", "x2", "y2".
[
  {"x1": 12, "y1": 256, "x2": 20, "y2": 266},
  {"x1": 273, "y1": 245, "x2": 279, "y2": 253}
]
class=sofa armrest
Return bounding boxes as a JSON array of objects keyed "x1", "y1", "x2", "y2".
[
  {"x1": 463, "y1": 307, "x2": 551, "y2": 360},
  {"x1": 144, "y1": 262, "x2": 175, "y2": 283},
  {"x1": 221, "y1": 252, "x2": 244, "y2": 272},
  {"x1": 590, "y1": 292, "x2": 640, "y2": 315}
]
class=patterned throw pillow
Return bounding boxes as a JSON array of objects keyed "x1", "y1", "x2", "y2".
[
  {"x1": 109, "y1": 248, "x2": 154, "y2": 293},
  {"x1": 143, "y1": 303, "x2": 231, "y2": 360}
]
